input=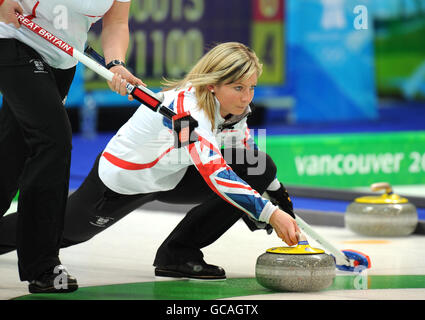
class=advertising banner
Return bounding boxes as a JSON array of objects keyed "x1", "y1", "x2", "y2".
[{"x1": 266, "y1": 131, "x2": 425, "y2": 187}]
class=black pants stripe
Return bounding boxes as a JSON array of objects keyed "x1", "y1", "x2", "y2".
[{"x1": 0, "y1": 39, "x2": 75, "y2": 281}]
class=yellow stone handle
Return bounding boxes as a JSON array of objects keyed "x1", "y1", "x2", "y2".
[
  {"x1": 296, "y1": 232, "x2": 308, "y2": 246},
  {"x1": 370, "y1": 182, "x2": 393, "y2": 195}
]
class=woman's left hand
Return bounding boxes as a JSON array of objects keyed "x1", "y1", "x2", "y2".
[{"x1": 107, "y1": 65, "x2": 146, "y2": 101}]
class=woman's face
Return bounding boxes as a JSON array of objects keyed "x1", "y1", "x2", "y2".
[{"x1": 209, "y1": 73, "x2": 257, "y2": 118}]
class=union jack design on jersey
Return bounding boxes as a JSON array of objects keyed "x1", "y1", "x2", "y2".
[{"x1": 187, "y1": 135, "x2": 270, "y2": 221}]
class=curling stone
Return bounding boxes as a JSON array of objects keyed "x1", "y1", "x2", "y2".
[
  {"x1": 255, "y1": 235, "x2": 335, "y2": 292},
  {"x1": 345, "y1": 182, "x2": 418, "y2": 237}
]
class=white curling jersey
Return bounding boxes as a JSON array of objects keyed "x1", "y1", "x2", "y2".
[
  {"x1": 98, "y1": 87, "x2": 278, "y2": 223},
  {"x1": 0, "y1": 0, "x2": 130, "y2": 69}
]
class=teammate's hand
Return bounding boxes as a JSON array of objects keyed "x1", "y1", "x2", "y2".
[
  {"x1": 107, "y1": 65, "x2": 146, "y2": 101},
  {"x1": 269, "y1": 208, "x2": 300, "y2": 246},
  {"x1": 0, "y1": 0, "x2": 23, "y2": 28}
]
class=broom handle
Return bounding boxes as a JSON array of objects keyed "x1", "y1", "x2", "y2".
[
  {"x1": 295, "y1": 215, "x2": 350, "y2": 266},
  {"x1": 15, "y1": 13, "x2": 176, "y2": 119}
]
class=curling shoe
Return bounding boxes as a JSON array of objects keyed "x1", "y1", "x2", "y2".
[
  {"x1": 28, "y1": 265, "x2": 78, "y2": 293},
  {"x1": 155, "y1": 260, "x2": 226, "y2": 280}
]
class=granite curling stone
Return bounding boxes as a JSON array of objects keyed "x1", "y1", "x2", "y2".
[
  {"x1": 255, "y1": 235, "x2": 336, "y2": 292},
  {"x1": 345, "y1": 182, "x2": 418, "y2": 237}
]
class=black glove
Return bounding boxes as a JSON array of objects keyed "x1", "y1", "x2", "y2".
[
  {"x1": 242, "y1": 215, "x2": 273, "y2": 235},
  {"x1": 266, "y1": 183, "x2": 296, "y2": 219}
]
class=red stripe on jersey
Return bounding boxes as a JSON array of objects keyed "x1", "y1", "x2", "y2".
[
  {"x1": 172, "y1": 111, "x2": 191, "y2": 121},
  {"x1": 102, "y1": 147, "x2": 174, "y2": 170},
  {"x1": 25, "y1": 1, "x2": 39, "y2": 20},
  {"x1": 177, "y1": 91, "x2": 185, "y2": 114},
  {"x1": 199, "y1": 160, "x2": 228, "y2": 177},
  {"x1": 188, "y1": 144, "x2": 227, "y2": 175},
  {"x1": 198, "y1": 135, "x2": 222, "y2": 155},
  {"x1": 243, "y1": 128, "x2": 250, "y2": 149},
  {"x1": 188, "y1": 143, "x2": 232, "y2": 203}
]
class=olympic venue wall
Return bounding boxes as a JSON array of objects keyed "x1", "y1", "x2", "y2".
[{"x1": 260, "y1": 131, "x2": 425, "y2": 188}]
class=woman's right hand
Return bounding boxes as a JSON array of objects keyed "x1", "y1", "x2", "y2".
[
  {"x1": 0, "y1": 0, "x2": 23, "y2": 28},
  {"x1": 269, "y1": 208, "x2": 300, "y2": 246}
]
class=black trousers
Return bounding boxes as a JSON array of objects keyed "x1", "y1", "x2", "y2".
[
  {"x1": 0, "y1": 148, "x2": 276, "y2": 267},
  {"x1": 0, "y1": 39, "x2": 75, "y2": 281}
]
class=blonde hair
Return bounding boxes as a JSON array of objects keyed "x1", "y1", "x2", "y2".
[{"x1": 162, "y1": 42, "x2": 263, "y2": 129}]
